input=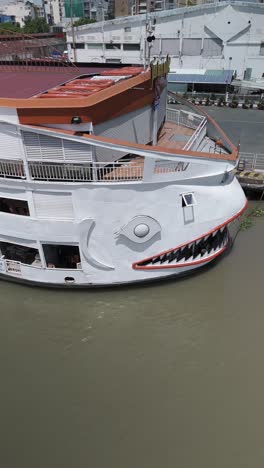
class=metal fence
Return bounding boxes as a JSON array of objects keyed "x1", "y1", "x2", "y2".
[
  {"x1": 239, "y1": 153, "x2": 264, "y2": 171},
  {"x1": 29, "y1": 160, "x2": 144, "y2": 182},
  {"x1": 166, "y1": 108, "x2": 204, "y2": 130},
  {"x1": 0, "y1": 160, "x2": 25, "y2": 179}
]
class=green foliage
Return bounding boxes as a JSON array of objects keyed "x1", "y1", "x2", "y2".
[
  {"x1": 240, "y1": 218, "x2": 253, "y2": 231},
  {"x1": 0, "y1": 22, "x2": 21, "y2": 34},
  {"x1": 252, "y1": 208, "x2": 264, "y2": 217},
  {"x1": 240, "y1": 205, "x2": 264, "y2": 231},
  {"x1": 23, "y1": 17, "x2": 50, "y2": 34},
  {"x1": 73, "y1": 18, "x2": 96, "y2": 27}
]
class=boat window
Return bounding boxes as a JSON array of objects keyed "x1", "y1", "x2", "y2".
[
  {"x1": 123, "y1": 44, "x2": 140, "y2": 51},
  {"x1": 181, "y1": 193, "x2": 196, "y2": 207},
  {"x1": 75, "y1": 43, "x2": 85, "y2": 49},
  {"x1": 42, "y1": 244, "x2": 81, "y2": 270},
  {"x1": 105, "y1": 44, "x2": 121, "y2": 50},
  {"x1": 0, "y1": 197, "x2": 29, "y2": 216},
  {"x1": 0, "y1": 241, "x2": 39, "y2": 265},
  {"x1": 87, "y1": 43, "x2": 103, "y2": 49}
]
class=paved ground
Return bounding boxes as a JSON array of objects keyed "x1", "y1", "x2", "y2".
[
  {"x1": 205, "y1": 107, "x2": 264, "y2": 154},
  {"x1": 170, "y1": 104, "x2": 264, "y2": 154}
]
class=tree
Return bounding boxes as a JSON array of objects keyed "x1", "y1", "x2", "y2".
[
  {"x1": 0, "y1": 22, "x2": 21, "y2": 34},
  {"x1": 23, "y1": 17, "x2": 50, "y2": 34},
  {"x1": 73, "y1": 18, "x2": 96, "y2": 27}
]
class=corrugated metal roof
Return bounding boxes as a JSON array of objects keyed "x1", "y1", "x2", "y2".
[{"x1": 168, "y1": 69, "x2": 234, "y2": 84}]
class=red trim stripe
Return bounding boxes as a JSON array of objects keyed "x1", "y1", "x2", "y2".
[{"x1": 134, "y1": 245, "x2": 227, "y2": 271}]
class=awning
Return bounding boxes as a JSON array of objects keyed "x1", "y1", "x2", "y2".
[{"x1": 168, "y1": 69, "x2": 234, "y2": 85}]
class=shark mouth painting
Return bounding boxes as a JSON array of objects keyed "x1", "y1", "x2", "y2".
[{"x1": 133, "y1": 225, "x2": 230, "y2": 270}]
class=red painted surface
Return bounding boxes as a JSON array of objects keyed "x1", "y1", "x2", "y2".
[
  {"x1": 0, "y1": 67, "x2": 109, "y2": 99},
  {"x1": 132, "y1": 199, "x2": 248, "y2": 270}
]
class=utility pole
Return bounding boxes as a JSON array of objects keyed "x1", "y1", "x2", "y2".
[{"x1": 70, "y1": 0, "x2": 77, "y2": 62}]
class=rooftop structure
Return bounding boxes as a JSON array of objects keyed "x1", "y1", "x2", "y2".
[{"x1": 0, "y1": 29, "x2": 67, "y2": 71}]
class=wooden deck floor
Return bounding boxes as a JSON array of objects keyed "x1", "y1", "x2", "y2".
[
  {"x1": 102, "y1": 122, "x2": 195, "y2": 180},
  {"x1": 157, "y1": 122, "x2": 194, "y2": 149}
]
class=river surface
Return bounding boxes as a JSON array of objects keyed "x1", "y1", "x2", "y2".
[{"x1": 0, "y1": 109, "x2": 264, "y2": 468}]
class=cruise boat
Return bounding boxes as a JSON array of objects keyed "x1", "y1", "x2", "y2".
[{"x1": 0, "y1": 61, "x2": 247, "y2": 287}]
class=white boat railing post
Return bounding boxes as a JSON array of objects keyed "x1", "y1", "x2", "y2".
[{"x1": 143, "y1": 156, "x2": 155, "y2": 181}]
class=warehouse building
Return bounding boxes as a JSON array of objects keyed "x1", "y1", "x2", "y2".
[{"x1": 66, "y1": 1, "x2": 264, "y2": 80}]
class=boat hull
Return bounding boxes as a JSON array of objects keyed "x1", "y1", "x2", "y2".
[{"x1": 0, "y1": 178, "x2": 247, "y2": 288}]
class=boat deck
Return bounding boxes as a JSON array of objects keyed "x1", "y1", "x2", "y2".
[
  {"x1": 102, "y1": 122, "x2": 196, "y2": 180},
  {"x1": 157, "y1": 122, "x2": 194, "y2": 149}
]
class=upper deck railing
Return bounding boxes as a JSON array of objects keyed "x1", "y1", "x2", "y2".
[
  {"x1": 166, "y1": 108, "x2": 204, "y2": 131},
  {"x1": 28, "y1": 160, "x2": 144, "y2": 182},
  {"x1": 166, "y1": 108, "x2": 207, "y2": 152},
  {"x1": 0, "y1": 109, "x2": 235, "y2": 185}
]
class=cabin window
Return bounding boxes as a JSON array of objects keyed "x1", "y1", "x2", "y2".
[
  {"x1": 124, "y1": 27, "x2": 131, "y2": 32},
  {"x1": 105, "y1": 59, "x2": 122, "y2": 63},
  {"x1": 105, "y1": 43, "x2": 121, "y2": 50},
  {"x1": 42, "y1": 244, "x2": 81, "y2": 269},
  {"x1": 75, "y1": 43, "x2": 85, "y2": 49},
  {"x1": 260, "y1": 43, "x2": 264, "y2": 56},
  {"x1": 0, "y1": 241, "x2": 39, "y2": 265},
  {"x1": 0, "y1": 197, "x2": 29, "y2": 216},
  {"x1": 123, "y1": 44, "x2": 140, "y2": 51},
  {"x1": 87, "y1": 43, "x2": 103, "y2": 49},
  {"x1": 181, "y1": 193, "x2": 196, "y2": 207}
]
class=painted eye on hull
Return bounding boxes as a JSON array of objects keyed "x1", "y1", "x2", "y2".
[{"x1": 116, "y1": 216, "x2": 161, "y2": 244}]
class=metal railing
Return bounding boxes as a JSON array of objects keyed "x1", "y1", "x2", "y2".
[
  {"x1": 239, "y1": 153, "x2": 264, "y2": 172},
  {"x1": 0, "y1": 159, "x2": 26, "y2": 179},
  {"x1": 183, "y1": 117, "x2": 207, "y2": 151},
  {"x1": 166, "y1": 108, "x2": 205, "y2": 130},
  {"x1": 29, "y1": 160, "x2": 144, "y2": 182}
]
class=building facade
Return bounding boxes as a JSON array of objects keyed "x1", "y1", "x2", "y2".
[
  {"x1": 0, "y1": 0, "x2": 36, "y2": 27},
  {"x1": 63, "y1": 0, "x2": 108, "y2": 22},
  {"x1": 115, "y1": 0, "x2": 132, "y2": 17},
  {"x1": 43, "y1": 0, "x2": 65, "y2": 24},
  {"x1": 66, "y1": 1, "x2": 264, "y2": 79},
  {"x1": 132, "y1": 0, "x2": 178, "y2": 15},
  {"x1": 0, "y1": 14, "x2": 16, "y2": 24}
]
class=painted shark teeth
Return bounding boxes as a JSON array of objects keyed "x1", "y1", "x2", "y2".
[{"x1": 134, "y1": 226, "x2": 229, "y2": 269}]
